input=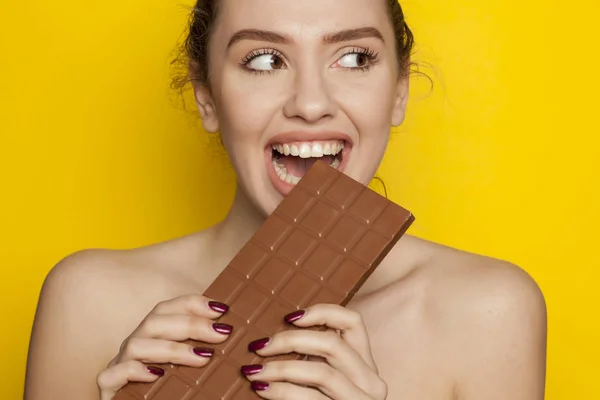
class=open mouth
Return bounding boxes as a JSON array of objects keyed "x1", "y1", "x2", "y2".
[{"x1": 270, "y1": 140, "x2": 348, "y2": 185}]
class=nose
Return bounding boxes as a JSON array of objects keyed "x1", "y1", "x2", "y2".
[{"x1": 283, "y1": 67, "x2": 337, "y2": 123}]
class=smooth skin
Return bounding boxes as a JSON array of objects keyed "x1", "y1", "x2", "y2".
[{"x1": 24, "y1": 0, "x2": 547, "y2": 399}]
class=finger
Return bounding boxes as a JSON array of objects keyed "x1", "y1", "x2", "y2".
[
  {"x1": 242, "y1": 360, "x2": 375, "y2": 400},
  {"x1": 150, "y1": 293, "x2": 229, "y2": 319},
  {"x1": 130, "y1": 314, "x2": 233, "y2": 343},
  {"x1": 248, "y1": 380, "x2": 330, "y2": 400},
  {"x1": 248, "y1": 330, "x2": 378, "y2": 393},
  {"x1": 284, "y1": 304, "x2": 376, "y2": 370},
  {"x1": 117, "y1": 337, "x2": 216, "y2": 366},
  {"x1": 97, "y1": 360, "x2": 163, "y2": 399}
]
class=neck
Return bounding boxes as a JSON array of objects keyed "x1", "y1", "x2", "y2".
[{"x1": 207, "y1": 181, "x2": 267, "y2": 270}]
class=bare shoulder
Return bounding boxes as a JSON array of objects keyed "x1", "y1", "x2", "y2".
[
  {"x1": 25, "y1": 235, "x2": 206, "y2": 400},
  {"x1": 36, "y1": 239, "x2": 201, "y2": 322},
  {"x1": 426, "y1": 244, "x2": 547, "y2": 321},
  {"x1": 422, "y1": 241, "x2": 547, "y2": 399}
]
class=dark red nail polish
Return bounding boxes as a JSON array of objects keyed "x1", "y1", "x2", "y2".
[
  {"x1": 284, "y1": 309, "x2": 305, "y2": 323},
  {"x1": 241, "y1": 364, "x2": 263, "y2": 376},
  {"x1": 193, "y1": 347, "x2": 214, "y2": 358},
  {"x1": 212, "y1": 323, "x2": 233, "y2": 335},
  {"x1": 208, "y1": 301, "x2": 229, "y2": 314},
  {"x1": 147, "y1": 366, "x2": 165, "y2": 376},
  {"x1": 251, "y1": 380, "x2": 270, "y2": 391},
  {"x1": 248, "y1": 337, "x2": 270, "y2": 352}
]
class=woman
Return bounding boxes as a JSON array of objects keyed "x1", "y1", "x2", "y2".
[{"x1": 24, "y1": 0, "x2": 547, "y2": 399}]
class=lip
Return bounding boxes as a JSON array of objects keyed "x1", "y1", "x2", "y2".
[{"x1": 264, "y1": 131, "x2": 353, "y2": 197}]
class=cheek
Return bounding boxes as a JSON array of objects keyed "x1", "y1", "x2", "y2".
[
  {"x1": 334, "y1": 71, "x2": 397, "y2": 138},
  {"x1": 215, "y1": 74, "x2": 287, "y2": 148}
]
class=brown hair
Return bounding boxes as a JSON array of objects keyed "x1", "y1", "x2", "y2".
[{"x1": 170, "y1": 0, "x2": 415, "y2": 92}]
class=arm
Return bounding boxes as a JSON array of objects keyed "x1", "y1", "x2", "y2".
[{"x1": 454, "y1": 263, "x2": 547, "y2": 400}]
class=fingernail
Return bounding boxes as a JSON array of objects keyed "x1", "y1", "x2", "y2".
[
  {"x1": 248, "y1": 337, "x2": 270, "y2": 352},
  {"x1": 147, "y1": 366, "x2": 165, "y2": 376},
  {"x1": 241, "y1": 364, "x2": 263, "y2": 376},
  {"x1": 208, "y1": 301, "x2": 229, "y2": 314},
  {"x1": 251, "y1": 380, "x2": 270, "y2": 391},
  {"x1": 284, "y1": 309, "x2": 306, "y2": 323},
  {"x1": 193, "y1": 347, "x2": 214, "y2": 358},
  {"x1": 212, "y1": 323, "x2": 233, "y2": 335}
]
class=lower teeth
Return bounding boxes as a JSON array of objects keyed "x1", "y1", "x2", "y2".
[{"x1": 272, "y1": 158, "x2": 340, "y2": 184}]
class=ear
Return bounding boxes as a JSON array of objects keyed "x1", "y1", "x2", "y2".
[
  {"x1": 391, "y1": 76, "x2": 409, "y2": 127},
  {"x1": 193, "y1": 82, "x2": 219, "y2": 133}
]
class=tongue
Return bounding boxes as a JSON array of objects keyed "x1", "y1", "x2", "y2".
[{"x1": 278, "y1": 155, "x2": 335, "y2": 177}]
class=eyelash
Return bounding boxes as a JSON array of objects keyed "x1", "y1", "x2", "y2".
[
  {"x1": 239, "y1": 48, "x2": 282, "y2": 74},
  {"x1": 345, "y1": 46, "x2": 380, "y2": 72},
  {"x1": 239, "y1": 47, "x2": 380, "y2": 75}
]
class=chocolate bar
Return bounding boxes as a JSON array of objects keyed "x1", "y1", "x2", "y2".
[{"x1": 114, "y1": 160, "x2": 414, "y2": 400}]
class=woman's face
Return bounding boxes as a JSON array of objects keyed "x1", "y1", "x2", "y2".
[{"x1": 195, "y1": 0, "x2": 409, "y2": 216}]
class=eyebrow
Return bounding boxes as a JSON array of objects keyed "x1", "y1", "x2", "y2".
[
  {"x1": 226, "y1": 27, "x2": 384, "y2": 49},
  {"x1": 324, "y1": 27, "x2": 384, "y2": 44}
]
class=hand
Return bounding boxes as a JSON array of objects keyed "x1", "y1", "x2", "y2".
[
  {"x1": 241, "y1": 304, "x2": 388, "y2": 399},
  {"x1": 95, "y1": 294, "x2": 232, "y2": 400}
]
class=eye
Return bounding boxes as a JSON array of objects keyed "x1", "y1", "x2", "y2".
[
  {"x1": 241, "y1": 49, "x2": 286, "y2": 73},
  {"x1": 334, "y1": 48, "x2": 379, "y2": 70},
  {"x1": 248, "y1": 54, "x2": 285, "y2": 70},
  {"x1": 337, "y1": 53, "x2": 370, "y2": 68}
]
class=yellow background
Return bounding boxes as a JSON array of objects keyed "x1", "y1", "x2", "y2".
[{"x1": 1, "y1": 0, "x2": 598, "y2": 398}]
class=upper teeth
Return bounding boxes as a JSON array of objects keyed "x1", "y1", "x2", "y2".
[{"x1": 271, "y1": 141, "x2": 344, "y2": 158}]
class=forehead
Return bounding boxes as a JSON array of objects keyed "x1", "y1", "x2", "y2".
[{"x1": 215, "y1": 0, "x2": 390, "y2": 40}]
